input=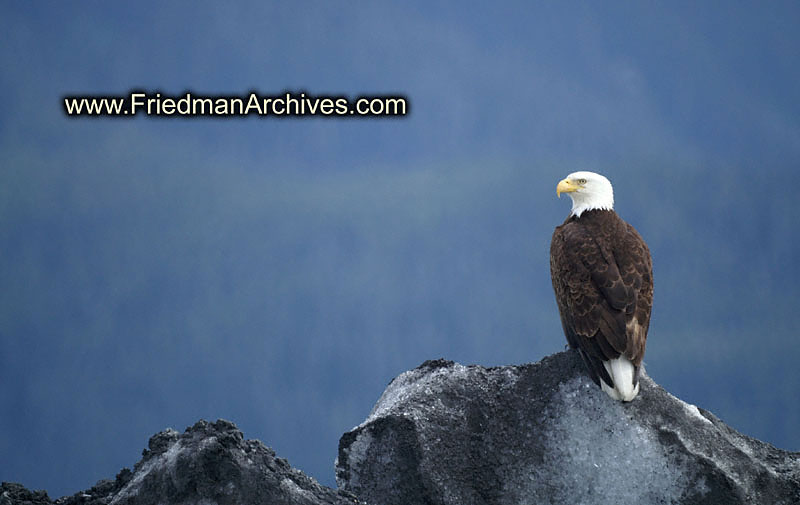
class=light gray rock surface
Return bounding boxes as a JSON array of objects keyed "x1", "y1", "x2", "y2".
[{"x1": 336, "y1": 351, "x2": 800, "y2": 505}]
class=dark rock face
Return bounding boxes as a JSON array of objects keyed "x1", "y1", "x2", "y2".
[
  {"x1": 0, "y1": 483, "x2": 51, "y2": 505},
  {"x1": 3, "y1": 420, "x2": 358, "y2": 505},
  {"x1": 336, "y1": 351, "x2": 800, "y2": 505}
]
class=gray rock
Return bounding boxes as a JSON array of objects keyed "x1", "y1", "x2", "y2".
[
  {"x1": 7, "y1": 351, "x2": 800, "y2": 505},
  {"x1": 336, "y1": 350, "x2": 800, "y2": 505},
  {"x1": 0, "y1": 483, "x2": 51, "y2": 505},
  {"x1": 4, "y1": 420, "x2": 360, "y2": 505}
]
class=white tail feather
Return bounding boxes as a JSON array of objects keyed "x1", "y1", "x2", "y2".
[{"x1": 600, "y1": 356, "x2": 640, "y2": 402}]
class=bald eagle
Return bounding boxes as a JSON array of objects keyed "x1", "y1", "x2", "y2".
[{"x1": 550, "y1": 172, "x2": 653, "y2": 402}]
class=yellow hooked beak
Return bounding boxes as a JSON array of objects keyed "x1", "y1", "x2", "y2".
[{"x1": 556, "y1": 178, "x2": 579, "y2": 197}]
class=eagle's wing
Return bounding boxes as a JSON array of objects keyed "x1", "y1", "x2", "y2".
[{"x1": 615, "y1": 222, "x2": 653, "y2": 363}]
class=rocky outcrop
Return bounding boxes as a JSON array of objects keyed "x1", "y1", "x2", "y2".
[
  {"x1": 0, "y1": 483, "x2": 52, "y2": 505},
  {"x1": 3, "y1": 420, "x2": 359, "y2": 505},
  {"x1": 6, "y1": 351, "x2": 800, "y2": 505},
  {"x1": 336, "y1": 351, "x2": 800, "y2": 505}
]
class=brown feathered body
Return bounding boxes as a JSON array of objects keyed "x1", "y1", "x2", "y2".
[{"x1": 550, "y1": 209, "x2": 653, "y2": 393}]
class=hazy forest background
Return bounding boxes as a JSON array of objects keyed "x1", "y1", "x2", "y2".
[{"x1": 2, "y1": 2, "x2": 799, "y2": 497}]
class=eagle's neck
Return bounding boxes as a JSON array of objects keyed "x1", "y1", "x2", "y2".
[
  {"x1": 568, "y1": 208, "x2": 615, "y2": 222},
  {"x1": 569, "y1": 188, "x2": 614, "y2": 218}
]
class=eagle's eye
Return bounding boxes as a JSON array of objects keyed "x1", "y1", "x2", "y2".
[{"x1": 578, "y1": 178, "x2": 587, "y2": 185}]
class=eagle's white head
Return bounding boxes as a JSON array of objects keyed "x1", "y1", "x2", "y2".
[{"x1": 556, "y1": 171, "x2": 614, "y2": 218}]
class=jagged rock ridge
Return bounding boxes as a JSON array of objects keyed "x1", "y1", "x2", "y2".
[
  {"x1": 336, "y1": 350, "x2": 800, "y2": 505},
  {"x1": 3, "y1": 419, "x2": 359, "y2": 505}
]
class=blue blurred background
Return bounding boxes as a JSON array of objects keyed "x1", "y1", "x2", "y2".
[{"x1": 2, "y1": 1, "x2": 799, "y2": 498}]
